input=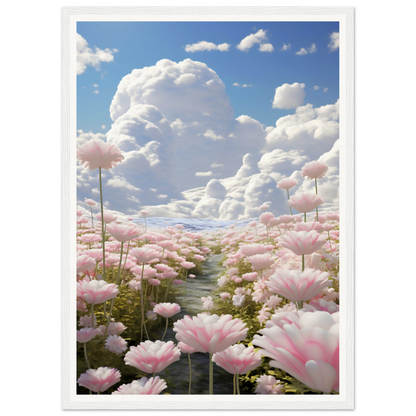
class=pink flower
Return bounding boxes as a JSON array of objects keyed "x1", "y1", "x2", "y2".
[
  {"x1": 112, "y1": 377, "x2": 167, "y2": 395},
  {"x1": 277, "y1": 178, "x2": 298, "y2": 190},
  {"x1": 289, "y1": 193, "x2": 324, "y2": 213},
  {"x1": 153, "y1": 302, "x2": 181, "y2": 318},
  {"x1": 239, "y1": 244, "x2": 269, "y2": 257},
  {"x1": 280, "y1": 231, "x2": 326, "y2": 255},
  {"x1": 181, "y1": 261, "x2": 195, "y2": 269},
  {"x1": 178, "y1": 341, "x2": 197, "y2": 354},
  {"x1": 77, "y1": 255, "x2": 96, "y2": 273},
  {"x1": 242, "y1": 272, "x2": 258, "y2": 282},
  {"x1": 124, "y1": 341, "x2": 181, "y2": 373},
  {"x1": 301, "y1": 160, "x2": 328, "y2": 180},
  {"x1": 253, "y1": 311, "x2": 339, "y2": 393},
  {"x1": 106, "y1": 223, "x2": 142, "y2": 242},
  {"x1": 212, "y1": 344, "x2": 262, "y2": 374},
  {"x1": 220, "y1": 292, "x2": 231, "y2": 301},
  {"x1": 128, "y1": 280, "x2": 141, "y2": 291},
  {"x1": 266, "y1": 268, "x2": 332, "y2": 302},
  {"x1": 96, "y1": 211, "x2": 118, "y2": 224},
  {"x1": 247, "y1": 253, "x2": 275, "y2": 271},
  {"x1": 130, "y1": 246, "x2": 160, "y2": 264},
  {"x1": 77, "y1": 279, "x2": 119, "y2": 304},
  {"x1": 85, "y1": 198, "x2": 97, "y2": 206},
  {"x1": 105, "y1": 335, "x2": 128, "y2": 354},
  {"x1": 255, "y1": 375, "x2": 285, "y2": 394},
  {"x1": 294, "y1": 221, "x2": 324, "y2": 232},
  {"x1": 77, "y1": 139, "x2": 124, "y2": 170},
  {"x1": 77, "y1": 367, "x2": 121, "y2": 393},
  {"x1": 259, "y1": 212, "x2": 274, "y2": 226},
  {"x1": 201, "y1": 296, "x2": 214, "y2": 310},
  {"x1": 173, "y1": 314, "x2": 247, "y2": 354},
  {"x1": 77, "y1": 327, "x2": 100, "y2": 343},
  {"x1": 78, "y1": 234, "x2": 102, "y2": 244}
]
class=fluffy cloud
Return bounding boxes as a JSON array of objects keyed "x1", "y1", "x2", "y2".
[
  {"x1": 272, "y1": 82, "x2": 306, "y2": 109},
  {"x1": 295, "y1": 48, "x2": 308, "y2": 56},
  {"x1": 185, "y1": 41, "x2": 230, "y2": 52},
  {"x1": 236, "y1": 29, "x2": 269, "y2": 52},
  {"x1": 77, "y1": 34, "x2": 117, "y2": 75},
  {"x1": 265, "y1": 100, "x2": 339, "y2": 160},
  {"x1": 233, "y1": 83, "x2": 253, "y2": 88},
  {"x1": 77, "y1": 58, "x2": 339, "y2": 219},
  {"x1": 309, "y1": 43, "x2": 317, "y2": 53},
  {"x1": 259, "y1": 43, "x2": 274, "y2": 52},
  {"x1": 328, "y1": 32, "x2": 339, "y2": 52},
  {"x1": 281, "y1": 43, "x2": 291, "y2": 51}
]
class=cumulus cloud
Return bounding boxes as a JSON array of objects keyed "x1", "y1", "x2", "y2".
[
  {"x1": 185, "y1": 41, "x2": 230, "y2": 53},
  {"x1": 324, "y1": 87, "x2": 329, "y2": 93},
  {"x1": 233, "y1": 83, "x2": 253, "y2": 88},
  {"x1": 295, "y1": 48, "x2": 308, "y2": 56},
  {"x1": 259, "y1": 43, "x2": 274, "y2": 52},
  {"x1": 272, "y1": 82, "x2": 306, "y2": 110},
  {"x1": 77, "y1": 34, "x2": 117, "y2": 75},
  {"x1": 328, "y1": 32, "x2": 339, "y2": 52},
  {"x1": 313, "y1": 85, "x2": 320, "y2": 91},
  {"x1": 265, "y1": 100, "x2": 339, "y2": 160},
  {"x1": 77, "y1": 58, "x2": 339, "y2": 219},
  {"x1": 281, "y1": 43, "x2": 291, "y2": 51},
  {"x1": 308, "y1": 43, "x2": 317, "y2": 53},
  {"x1": 236, "y1": 29, "x2": 268, "y2": 52}
]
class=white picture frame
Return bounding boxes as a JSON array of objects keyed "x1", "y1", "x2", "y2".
[{"x1": 62, "y1": 6, "x2": 354, "y2": 410}]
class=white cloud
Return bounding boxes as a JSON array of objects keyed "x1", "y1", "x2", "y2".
[
  {"x1": 328, "y1": 32, "x2": 339, "y2": 52},
  {"x1": 93, "y1": 90, "x2": 99, "y2": 94},
  {"x1": 259, "y1": 43, "x2": 274, "y2": 52},
  {"x1": 93, "y1": 84, "x2": 99, "y2": 87},
  {"x1": 295, "y1": 48, "x2": 308, "y2": 56},
  {"x1": 236, "y1": 29, "x2": 268, "y2": 52},
  {"x1": 309, "y1": 43, "x2": 317, "y2": 53},
  {"x1": 272, "y1": 82, "x2": 306, "y2": 109},
  {"x1": 324, "y1": 87, "x2": 329, "y2": 93},
  {"x1": 78, "y1": 58, "x2": 339, "y2": 219},
  {"x1": 101, "y1": 125, "x2": 106, "y2": 130},
  {"x1": 233, "y1": 82, "x2": 240, "y2": 87},
  {"x1": 76, "y1": 34, "x2": 117, "y2": 75},
  {"x1": 281, "y1": 43, "x2": 291, "y2": 51},
  {"x1": 185, "y1": 41, "x2": 230, "y2": 53},
  {"x1": 313, "y1": 85, "x2": 320, "y2": 91},
  {"x1": 233, "y1": 83, "x2": 253, "y2": 88}
]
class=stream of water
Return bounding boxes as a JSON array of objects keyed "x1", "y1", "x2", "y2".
[{"x1": 153, "y1": 253, "x2": 235, "y2": 395}]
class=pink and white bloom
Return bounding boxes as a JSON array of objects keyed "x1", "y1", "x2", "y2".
[
  {"x1": 77, "y1": 255, "x2": 96, "y2": 273},
  {"x1": 85, "y1": 199, "x2": 97, "y2": 206},
  {"x1": 124, "y1": 341, "x2": 181, "y2": 374},
  {"x1": 280, "y1": 231, "x2": 326, "y2": 255},
  {"x1": 173, "y1": 314, "x2": 248, "y2": 354},
  {"x1": 289, "y1": 193, "x2": 324, "y2": 213},
  {"x1": 130, "y1": 246, "x2": 160, "y2": 264},
  {"x1": 301, "y1": 161, "x2": 328, "y2": 180},
  {"x1": 242, "y1": 272, "x2": 258, "y2": 282},
  {"x1": 96, "y1": 211, "x2": 118, "y2": 224},
  {"x1": 77, "y1": 327, "x2": 100, "y2": 343},
  {"x1": 77, "y1": 367, "x2": 121, "y2": 393},
  {"x1": 77, "y1": 139, "x2": 124, "y2": 170},
  {"x1": 77, "y1": 279, "x2": 119, "y2": 304},
  {"x1": 255, "y1": 375, "x2": 285, "y2": 395},
  {"x1": 212, "y1": 344, "x2": 262, "y2": 374},
  {"x1": 112, "y1": 377, "x2": 167, "y2": 395},
  {"x1": 253, "y1": 311, "x2": 339, "y2": 393},
  {"x1": 277, "y1": 178, "x2": 298, "y2": 190},
  {"x1": 153, "y1": 303, "x2": 181, "y2": 318},
  {"x1": 178, "y1": 341, "x2": 197, "y2": 354},
  {"x1": 259, "y1": 212, "x2": 275, "y2": 226},
  {"x1": 106, "y1": 223, "x2": 142, "y2": 242},
  {"x1": 266, "y1": 268, "x2": 332, "y2": 302},
  {"x1": 105, "y1": 335, "x2": 128, "y2": 354},
  {"x1": 247, "y1": 253, "x2": 275, "y2": 271}
]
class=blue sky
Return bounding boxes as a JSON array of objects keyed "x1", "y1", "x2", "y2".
[
  {"x1": 76, "y1": 20, "x2": 340, "y2": 219},
  {"x1": 77, "y1": 21, "x2": 339, "y2": 133}
]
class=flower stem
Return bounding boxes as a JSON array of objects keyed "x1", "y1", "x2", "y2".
[
  {"x1": 99, "y1": 167, "x2": 106, "y2": 280},
  {"x1": 188, "y1": 353, "x2": 192, "y2": 395},
  {"x1": 140, "y1": 264, "x2": 145, "y2": 342},
  {"x1": 304, "y1": 212, "x2": 307, "y2": 223},
  {"x1": 83, "y1": 343, "x2": 90, "y2": 369},
  {"x1": 302, "y1": 254, "x2": 305, "y2": 271},
  {"x1": 209, "y1": 353, "x2": 213, "y2": 395},
  {"x1": 163, "y1": 279, "x2": 172, "y2": 302},
  {"x1": 236, "y1": 374, "x2": 240, "y2": 395},
  {"x1": 91, "y1": 303, "x2": 95, "y2": 328},
  {"x1": 233, "y1": 374, "x2": 236, "y2": 395},
  {"x1": 153, "y1": 372, "x2": 155, "y2": 378},
  {"x1": 161, "y1": 317, "x2": 169, "y2": 341},
  {"x1": 104, "y1": 242, "x2": 123, "y2": 338},
  {"x1": 89, "y1": 206, "x2": 94, "y2": 228},
  {"x1": 287, "y1": 189, "x2": 293, "y2": 215}
]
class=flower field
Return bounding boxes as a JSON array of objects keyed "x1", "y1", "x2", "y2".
[{"x1": 75, "y1": 139, "x2": 340, "y2": 396}]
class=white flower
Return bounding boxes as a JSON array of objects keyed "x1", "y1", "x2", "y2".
[
  {"x1": 232, "y1": 294, "x2": 245, "y2": 308},
  {"x1": 201, "y1": 296, "x2": 214, "y2": 311},
  {"x1": 105, "y1": 335, "x2": 128, "y2": 354},
  {"x1": 217, "y1": 275, "x2": 228, "y2": 287}
]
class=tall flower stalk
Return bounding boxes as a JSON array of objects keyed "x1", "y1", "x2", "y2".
[{"x1": 99, "y1": 167, "x2": 106, "y2": 280}]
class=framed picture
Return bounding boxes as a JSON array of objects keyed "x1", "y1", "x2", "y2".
[{"x1": 62, "y1": 6, "x2": 354, "y2": 410}]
